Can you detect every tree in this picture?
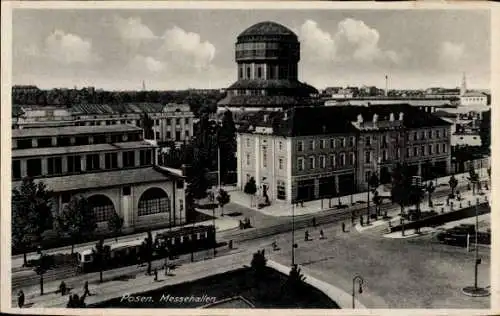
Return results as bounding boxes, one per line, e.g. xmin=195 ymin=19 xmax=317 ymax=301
xmin=468 ymin=168 xmax=479 ymax=195
xmin=372 ymin=191 xmax=382 ymax=217
xmin=250 ymin=249 xmax=267 ymax=288
xmin=448 ymin=175 xmax=458 ymax=198
xmin=57 ymin=195 xmax=97 ymax=254
xmin=216 ymin=188 xmax=230 ymax=216
xmin=107 ymin=212 xmax=124 ymax=242
xmin=244 ymin=177 xmax=258 ymax=207
xmin=141 ymin=231 xmax=155 ymax=275
xmin=12 ymin=178 xmax=53 ymax=265
xmin=391 ymin=164 xmax=410 ymax=218
xmin=92 ymin=238 xmax=110 ymax=283
xmin=283 ymin=264 xmax=307 ymax=300
xmin=217 ymin=110 xmax=237 ymax=183
xmin=367 ymin=173 xmax=379 ymax=222
xmin=140 ymin=111 xmax=154 ymax=139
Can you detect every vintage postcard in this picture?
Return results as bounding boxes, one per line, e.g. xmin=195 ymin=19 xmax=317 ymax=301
xmin=1 ymin=1 xmax=498 ymax=315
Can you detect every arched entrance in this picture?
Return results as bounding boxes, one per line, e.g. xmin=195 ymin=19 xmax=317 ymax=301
xmin=88 ymin=194 xmax=115 ymax=223
xmin=138 ymin=187 xmax=170 ymax=216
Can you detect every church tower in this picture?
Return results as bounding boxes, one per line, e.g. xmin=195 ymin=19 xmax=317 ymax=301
xmin=460 ymin=72 xmax=467 ymax=96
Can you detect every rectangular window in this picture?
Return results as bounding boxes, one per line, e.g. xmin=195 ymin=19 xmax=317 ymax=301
xmin=320 ymin=139 xmax=325 ymax=149
xmin=330 ymin=138 xmax=335 ymax=149
xmin=67 ymin=155 xmax=82 ymax=173
xmin=436 ymin=130 xmax=440 ymax=138
xmin=330 ymin=154 xmax=336 ymax=168
xmin=86 ymin=154 xmax=100 ymax=171
xmin=413 ymin=132 xmax=418 ymax=141
xmin=37 ymin=137 xmax=53 ymax=148
xmin=309 ymin=156 xmax=315 ymax=169
xmin=175 ymin=131 xmax=181 ymax=141
xmin=421 ymin=145 xmax=426 ymax=156
xmin=94 ymin=135 xmax=106 ymax=144
xmin=138 ymin=195 xmax=170 ymax=216
xmin=123 ymin=151 xmax=135 ymax=168
xmin=382 ymin=135 xmax=388 ymax=145
xmin=428 ymin=144 xmax=433 ymax=155
xmin=47 ymin=157 xmax=62 ymax=175
xmin=140 ymin=150 xmax=152 ymax=166
xmin=123 ymin=186 xmax=131 ymax=196
xmin=297 ymin=141 xmax=303 ymax=152
xmin=413 ymin=147 xmax=418 ymax=157
xmin=339 ymin=153 xmax=346 ymax=166
xmin=406 ymin=148 xmax=411 ymax=158
xmin=429 ymin=130 xmax=433 ymax=139
xmin=166 ymin=131 xmax=171 ymax=139
xmin=396 ymin=148 xmax=401 ymax=160
xmin=246 ymin=153 xmax=251 ymax=166
xmin=176 ymin=118 xmax=181 ymax=125
xmin=105 ymin=153 xmax=118 ymax=169
xmin=309 ymin=140 xmax=314 ymax=150
xmin=382 ymin=150 xmax=388 ymax=162
xmin=12 ymin=160 xmax=21 ymax=180
xmin=297 ymin=157 xmax=304 ymax=171
xmin=365 ymin=136 xmax=371 ymax=147
xmin=435 ymin=144 xmax=440 ymax=154
xmin=26 ymin=158 xmax=42 ymax=177
xmin=110 ymin=134 xmax=122 ymax=143
xmin=421 ymin=131 xmax=425 ymax=139
xmin=319 ymin=155 xmax=326 ymax=168
xmin=75 ymin=136 xmax=89 ymax=146
xmin=279 ymin=158 xmax=284 ymax=170
xmin=166 ymin=119 xmax=171 ymax=126
xmin=442 ymin=143 xmax=447 ymax=153
xmin=17 ymin=139 xmax=33 ymax=149
xmin=93 ymin=204 xmax=115 ymax=222
xmin=365 ymin=151 xmax=371 ymax=164
xmin=262 ymin=146 xmax=267 ymax=168
xmin=349 ymin=152 xmax=355 ymax=165
xmin=340 ymin=137 xmax=346 ymax=147
xmin=349 ymin=136 xmax=355 ymax=147
xmin=277 ymin=180 xmax=286 ymax=200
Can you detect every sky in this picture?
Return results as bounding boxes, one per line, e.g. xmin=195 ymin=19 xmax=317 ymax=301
xmin=12 ymin=9 xmax=491 ymax=91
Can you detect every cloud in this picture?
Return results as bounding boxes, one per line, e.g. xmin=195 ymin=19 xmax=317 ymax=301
xmin=298 ymin=18 xmax=403 ymax=65
xmin=111 ymin=16 xmax=156 ymax=52
xmin=44 ymin=30 xmax=100 ymax=64
xmin=158 ymin=26 xmax=216 ymax=70
xmin=128 ymin=55 xmax=165 ymax=73
xmin=439 ymin=41 xmax=465 ymax=66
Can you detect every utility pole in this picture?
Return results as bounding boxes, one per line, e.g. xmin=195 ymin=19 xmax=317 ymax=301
xmin=218 ymin=146 xmax=221 ymax=190
xmin=292 ymin=202 xmax=295 ymax=266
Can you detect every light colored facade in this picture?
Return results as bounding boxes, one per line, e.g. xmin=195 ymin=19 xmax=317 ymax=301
xmin=14 ymin=103 xmax=195 ymax=145
xmin=460 ymin=92 xmax=488 ymax=106
xmin=12 ymin=125 xmax=187 ymax=233
xmin=237 ymin=106 xmax=452 ymax=204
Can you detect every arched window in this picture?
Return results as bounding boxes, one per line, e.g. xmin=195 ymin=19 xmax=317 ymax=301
xmin=88 ymin=195 xmax=115 ymax=222
xmin=138 ymin=188 xmax=170 ymax=216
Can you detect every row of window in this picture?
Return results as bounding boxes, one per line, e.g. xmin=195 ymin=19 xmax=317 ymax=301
xmin=15 ymin=132 xmax=143 ymax=149
xmin=406 ymin=143 xmax=448 ymax=158
xmin=11 ymin=149 xmax=154 ymax=179
xmin=238 ymin=64 xmax=297 ymax=80
xmin=75 ymin=117 xmax=191 ymax=127
xmin=408 ymin=129 xmax=448 ymax=142
xmin=297 ymin=153 xmax=356 ymax=171
xmin=298 ymin=137 xmax=356 ymax=152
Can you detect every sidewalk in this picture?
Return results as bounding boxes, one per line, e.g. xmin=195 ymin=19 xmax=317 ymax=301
xmin=353 ymin=187 xmax=490 ymax=236
xmin=12 ymin=218 xmax=239 ymax=271
xmin=229 ymin=171 xmax=489 ymax=218
xmin=14 ymin=249 xmax=254 ymax=308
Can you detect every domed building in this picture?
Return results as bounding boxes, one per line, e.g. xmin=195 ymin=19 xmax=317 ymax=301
xmin=218 ymin=21 xmax=318 ymax=113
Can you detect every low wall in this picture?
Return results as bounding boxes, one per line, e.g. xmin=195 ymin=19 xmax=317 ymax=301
xmin=388 ymin=202 xmax=490 ymax=233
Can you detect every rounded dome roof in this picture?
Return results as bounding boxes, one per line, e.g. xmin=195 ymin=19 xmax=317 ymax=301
xmin=238 ymin=21 xmax=297 ymax=39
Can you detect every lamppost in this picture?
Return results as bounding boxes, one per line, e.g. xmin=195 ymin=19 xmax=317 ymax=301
xmin=352 ymin=274 xmax=364 ymax=309
xmin=291 ymin=202 xmax=296 ymax=266
xmin=462 ymin=197 xmax=489 ymax=297
xmin=209 ymin=190 xmax=216 ymax=258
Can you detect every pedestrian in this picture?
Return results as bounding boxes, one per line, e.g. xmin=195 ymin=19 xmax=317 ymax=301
xmin=17 ymin=290 xmax=25 ymax=308
xmin=59 ymin=281 xmax=67 ymax=296
xmin=304 ymin=230 xmax=309 ymax=241
xmin=312 ymin=217 xmax=316 ymax=227
xmin=300 ymin=201 xmax=304 ymax=207
xmin=83 ymin=281 xmax=91 ymax=297
xmin=272 ymin=241 xmax=278 ymax=251
xmin=360 ymin=216 xmax=364 ymax=227
xmin=342 ymin=222 xmax=346 ymax=233
xmin=154 ymin=268 xmax=158 ymax=281
xmin=319 ymin=229 xmax=325 ymax=240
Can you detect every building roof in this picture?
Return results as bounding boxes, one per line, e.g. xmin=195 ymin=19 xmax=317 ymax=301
xmin=238 ymin=21 xmax=296 ymax=38
xmin=239 ymin=104 xmax=452 ymax=137
xmin=12 ymin=141 xmax=155 ymax=158
xmin=461 ymin=92 xmax=487 ymax=98
xmin=12 ymin=124 xmax=142 ymax=138
xmin=218 ymin=95 xmax=315 ymax=108
xmin=226 ymin=79 xmax=318 ymax=93
xmin=12 ymin=167 xmax=171 ymax=192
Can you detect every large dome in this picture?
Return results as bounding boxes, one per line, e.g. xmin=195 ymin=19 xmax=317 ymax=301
xmin=237 ymin=21 xmax=297 ymax=42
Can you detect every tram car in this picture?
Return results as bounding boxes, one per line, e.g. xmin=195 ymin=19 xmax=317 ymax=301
xmin=77 ymin=225 xmax=216 ymax=273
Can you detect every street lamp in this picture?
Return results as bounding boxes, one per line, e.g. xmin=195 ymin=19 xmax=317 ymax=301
xmin=209 ymin=190 xmax=216 ymax=258
xmin=352 ymin=274 xmax=364 ymax=309
xmin=291 ymin=202 xmax=297 ymax=266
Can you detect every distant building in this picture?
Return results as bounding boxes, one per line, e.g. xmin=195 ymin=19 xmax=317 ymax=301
xmin=13 ymin=103 xmax=195 ymax=145
xmin=236 ymin=104 xmax=452 ymax=204
xmin=11 ymin=125 xmax=187 ymax=232
xmin=12 ymin=85 xmax=40 ymax=93
xmin=460 ymin=92 xmax=488 ymax=106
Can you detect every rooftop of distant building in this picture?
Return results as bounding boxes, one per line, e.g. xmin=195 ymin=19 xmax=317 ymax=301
xmin=12 ymin=124 xmax=142 ymax=138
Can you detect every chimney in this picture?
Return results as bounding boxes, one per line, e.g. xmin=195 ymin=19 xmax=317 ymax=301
xmin=372 ymin=113 xmax=378 ymax=123
xmin=389 ymin=113 xmax=395 ymax=122
xmin=357 ymin=114 xmax=364 ymax=124
xmin=263 ymin=114 xmax=269 ymax=122
xmin=399 ymin=112 xmax=404 ymax=121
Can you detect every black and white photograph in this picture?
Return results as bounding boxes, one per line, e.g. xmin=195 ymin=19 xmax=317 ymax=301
xmin=1 ymin=1 xmax=497 ymax=314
